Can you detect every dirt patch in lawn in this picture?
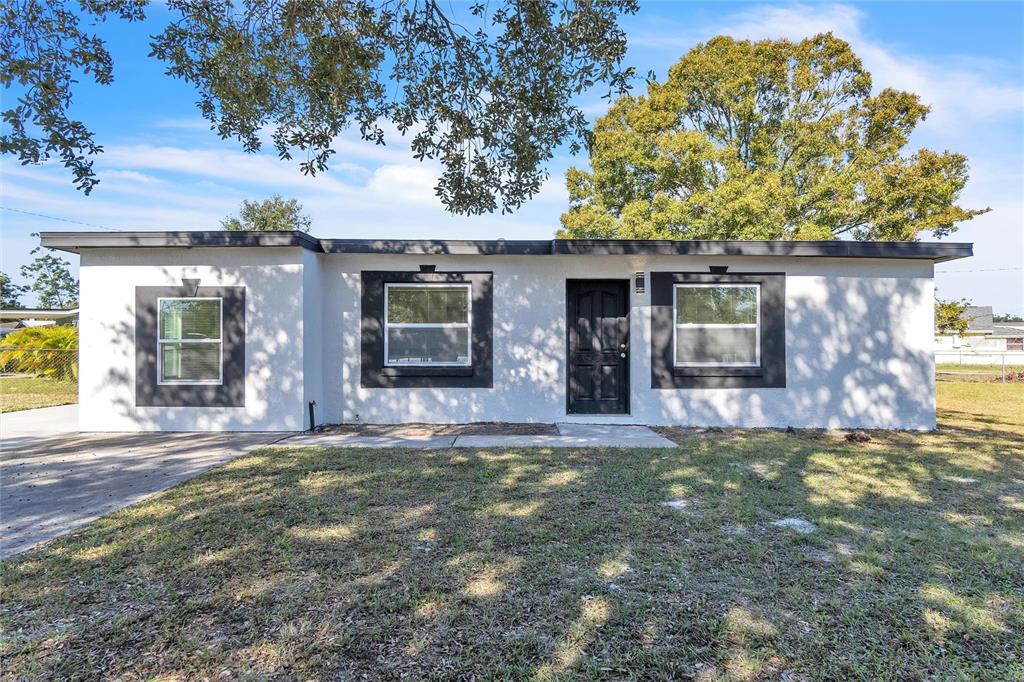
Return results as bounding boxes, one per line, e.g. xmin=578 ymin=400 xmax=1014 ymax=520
xmin=318 ymin=421 xmax=558 ymax=436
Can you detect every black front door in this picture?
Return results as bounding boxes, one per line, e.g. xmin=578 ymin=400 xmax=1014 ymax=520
xmin=566 ymin=279 xmax=630 ymax=414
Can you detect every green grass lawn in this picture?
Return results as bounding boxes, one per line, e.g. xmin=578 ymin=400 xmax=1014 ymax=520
xmin=0 ymin=376 xmax=77 ymax=412
xmin=2 ymin=384 xmax=1022 ymax=679
xmin=937 ymin=363 xmax=1012 ymax=372
xmin=936 ymin=364 xmax=1024 ymax=385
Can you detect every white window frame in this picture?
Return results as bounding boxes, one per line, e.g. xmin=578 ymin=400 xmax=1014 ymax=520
xmin=673 ymin=283 xmax=761 ymax=368
xmin=156 ymin=297 xmax=224 ymax=385
xmin=383 ymin=283 xmax=472 ymax=367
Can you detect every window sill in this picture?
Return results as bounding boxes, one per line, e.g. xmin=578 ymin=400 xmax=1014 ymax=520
xmin=379 ymin=366 xmax=474 ymax=378
xmin=672 ymin=366 xmax=764 ymax=378
xmin=158 ymin=381 xmax=224 ymax=386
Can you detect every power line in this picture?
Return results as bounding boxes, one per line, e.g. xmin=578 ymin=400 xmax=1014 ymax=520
xmin=1 ymin=206 xmax=129 ymax=232
xmin=937 ymin=266 xmax=1022 ymax=273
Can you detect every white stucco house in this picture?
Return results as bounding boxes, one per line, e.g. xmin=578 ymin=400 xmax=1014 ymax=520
xmin=40 ymin=231 xmax=972 ymax=432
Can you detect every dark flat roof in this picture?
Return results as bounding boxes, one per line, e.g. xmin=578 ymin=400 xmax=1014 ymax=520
xmin=39 ymin=231 xmax=973 ymax=262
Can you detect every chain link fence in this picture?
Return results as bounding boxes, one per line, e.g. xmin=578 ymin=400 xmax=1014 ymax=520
xmin=0 ymin=348 xmax=79 ymax=412
xmin=936 ymin=351 xmax=1024 ymax=384
xmin=0 ymin=347 xmax=79 ymax=381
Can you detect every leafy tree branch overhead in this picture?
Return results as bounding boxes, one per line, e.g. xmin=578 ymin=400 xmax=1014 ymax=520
xmin=560 ymin=34 xmax=989 ymax=241
xmin=1 ymin=0 xmax=637 ymax=215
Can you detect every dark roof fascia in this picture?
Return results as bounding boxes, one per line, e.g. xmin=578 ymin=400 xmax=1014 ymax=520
xmin=38 ymin=232 xmax=973 ymax=262
xmin=552 ymin=240 xmax=973 ymax=262
xmin=319 ymin=239 xmax=552 ymax=255
xmin=39 ymin=231 xmax=323 ymax=254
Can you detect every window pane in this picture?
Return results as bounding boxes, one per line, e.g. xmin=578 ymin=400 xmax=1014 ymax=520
xmin=676 ymin=286 xmax=757 ymax=324
xmin=161 ymin=343 xmax=221 ymax=381
xmin=676 ymin=327 xmax=758 ymax=365
xmin=387 ymin=327 xmax=470 ymax=365
xmin=160 ymin=299 xmax=221 ymax=340
xmin=387 ymin=286 xmax=468 ymax=324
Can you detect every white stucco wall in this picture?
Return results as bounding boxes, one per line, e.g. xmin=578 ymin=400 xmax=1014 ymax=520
xmin=78 ymin=247 xmax=307 ymax=431
xmin=935 ymin=334 xmax=1008 ymax=351
xmin=323 ymin=255 xmax=936 ymax=430
xmin=78 ymin=248 xmax=937 ymax=431
xmin=301 ymin=250 xmax=325 ymax=429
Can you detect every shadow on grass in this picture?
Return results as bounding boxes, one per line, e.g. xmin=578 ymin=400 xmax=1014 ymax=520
xmin=938 ymin=408 xmax=1024 ymax=432
xmin=2 ymin=423 xmax=1023 ymax=679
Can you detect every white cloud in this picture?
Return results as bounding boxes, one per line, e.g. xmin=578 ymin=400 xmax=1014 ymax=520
xmin=366 ymin=164 xmax=439 ymax=205
xmin=716 ymin=3 xmax=865 ymax=43
xmin=154 ymin=116 xmax=212 ymax=131
xmin=98 ymin=144 xmax=357 ymax=192
xmin=103 ymin=170 xmax=164 ymax=185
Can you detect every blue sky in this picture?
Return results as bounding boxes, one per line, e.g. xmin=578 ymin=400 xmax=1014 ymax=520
xmin=2 ymin=1 xmax=1022 ymax=314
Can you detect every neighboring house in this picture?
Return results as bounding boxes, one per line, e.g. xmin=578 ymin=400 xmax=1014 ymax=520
xmin=0 ymin=308 xmax=80 ymax=335
xmin=0 ymin=321 xmax=23 ymax=339
xmin=41 ymin=231 xmax=972 ymax=432
xmin=935 ymin=305 xmax=1024 ymax=352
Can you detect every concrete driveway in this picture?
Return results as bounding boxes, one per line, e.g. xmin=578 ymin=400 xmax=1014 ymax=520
xmin=1 ymin=406 xmax=292 ymax=559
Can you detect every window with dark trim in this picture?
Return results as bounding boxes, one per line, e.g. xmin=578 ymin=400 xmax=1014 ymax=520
xmin=651 ymin=272 xmax=785 ymax=389
xmin=384 ymin=283 xmax=472 ymax=367
xmin=361 ymin=271 xmax=493 ymax=388
xmin=157 ymin=297 xmax=224 ymax=384
xmin=135 ymin=285 xmax=246 ymax=407
xmin=674 ymin=284 xmax=760 ymax=368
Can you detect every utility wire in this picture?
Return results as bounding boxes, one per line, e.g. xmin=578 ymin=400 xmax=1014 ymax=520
xmin=1 ymin=206 xmax=130 ymax=232
xmin=937 ymin=266 xmax=1022 ymax=273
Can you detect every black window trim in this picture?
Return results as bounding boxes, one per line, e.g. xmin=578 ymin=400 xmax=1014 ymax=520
xmin=651 ymin=272 xmax=786 ymax=389
xmin=361 ymin=270 xmax=493 ymax=388
xmin=135 ymin=285 xmax=246 ymax=407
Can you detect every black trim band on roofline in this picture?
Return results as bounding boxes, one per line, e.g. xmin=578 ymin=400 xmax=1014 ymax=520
xmin=39 ymin=230 xmax=323 ymax=253
xmin=38 ymin=231 xmax=973 ymax=262
xmin=320 ymin=239 xmax=552 ymax=255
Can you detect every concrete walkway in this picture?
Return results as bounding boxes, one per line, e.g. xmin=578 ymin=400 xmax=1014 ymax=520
xmin=1 ymin=406 xmax=291 ymax=559
xmin=1 ymin=403 xmax=80 ymax=445
xmin=284 ymin=422 xmax=678 ymax=449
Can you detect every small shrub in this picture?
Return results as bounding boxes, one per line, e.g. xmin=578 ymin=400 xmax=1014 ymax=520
xmin=0 ymin=325 xmax=78 ymax=381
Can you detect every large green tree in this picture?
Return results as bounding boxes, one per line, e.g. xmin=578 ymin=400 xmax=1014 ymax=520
xmin=19 ymin=246 xmax=79 ymax=309
xmin=222 ymin=195 xmax=312 ymax=232
xmin=560 ymin=34 xmax=987 ymax=241
xmin=2 ymin=0 xmax=636 ymax=215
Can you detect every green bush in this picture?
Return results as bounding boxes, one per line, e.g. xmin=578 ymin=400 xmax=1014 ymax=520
xmin=0 ymin=325 xmax=78 ymax=381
